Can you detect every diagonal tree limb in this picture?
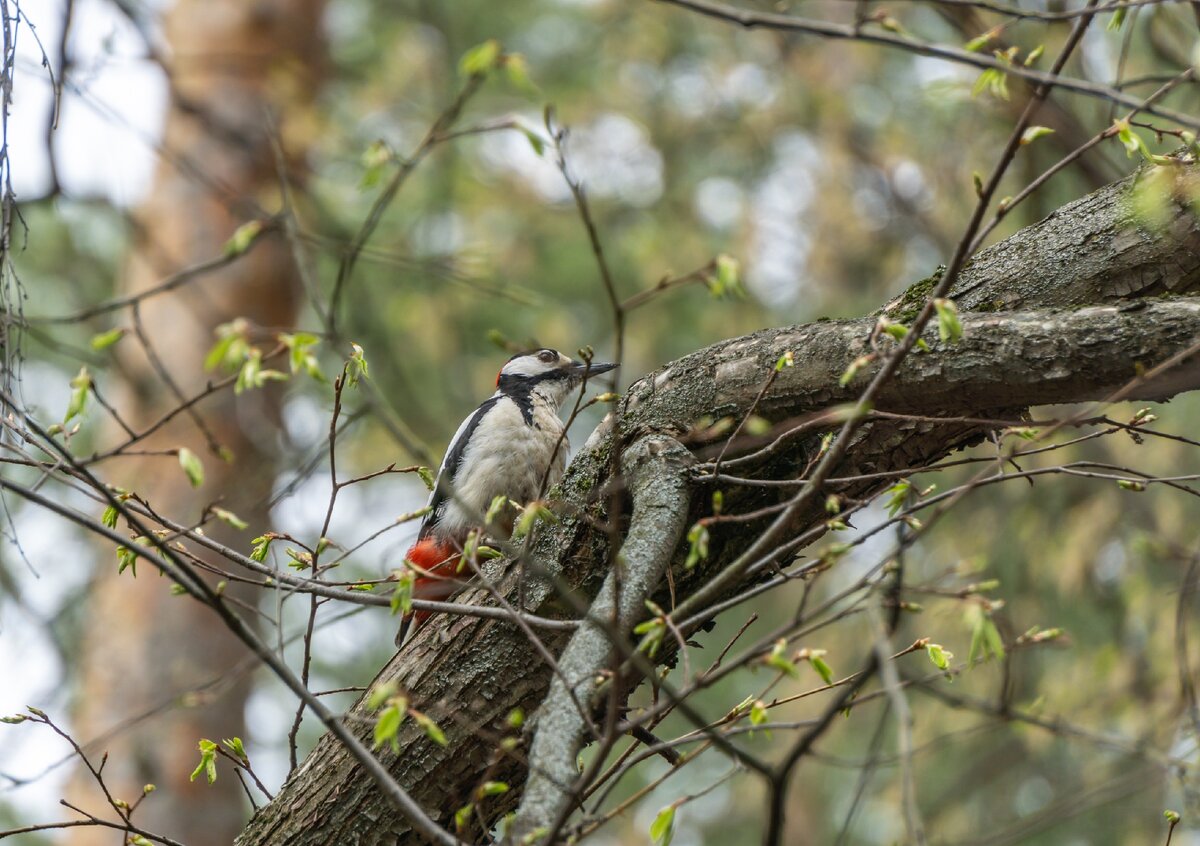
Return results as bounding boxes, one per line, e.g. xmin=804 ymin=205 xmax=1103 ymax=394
xmin=510 ymin=435 xmax=693 ymax=841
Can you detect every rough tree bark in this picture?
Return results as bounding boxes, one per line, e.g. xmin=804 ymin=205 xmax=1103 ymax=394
xmin=236 ymin=165 xmax=1200 ymax=843
xmin=67 ymin=2 xmax=324 ymax=844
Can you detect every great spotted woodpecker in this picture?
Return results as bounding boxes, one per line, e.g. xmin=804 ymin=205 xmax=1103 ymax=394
xmin=396 ymin=348 xmax=616 ymax=645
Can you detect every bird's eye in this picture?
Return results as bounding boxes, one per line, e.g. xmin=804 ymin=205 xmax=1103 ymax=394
xmin=538 ymin=350 xmax=557 ymax=363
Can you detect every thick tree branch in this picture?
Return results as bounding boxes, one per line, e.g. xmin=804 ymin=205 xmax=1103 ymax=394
xmin=237 ymin=169 xmax=1200 ymax=844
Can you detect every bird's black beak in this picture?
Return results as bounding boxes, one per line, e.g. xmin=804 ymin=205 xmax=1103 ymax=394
xmin=573 ymin=361 xmax=617 ymax=377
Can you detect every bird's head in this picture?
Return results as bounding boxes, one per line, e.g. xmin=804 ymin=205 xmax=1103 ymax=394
xmin=495 ymin=348 xmax=617 ymax=408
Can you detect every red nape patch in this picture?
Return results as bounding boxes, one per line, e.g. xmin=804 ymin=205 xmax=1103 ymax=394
xmin=405 ymin=537 xmax=456 ymax=574
xmin=495 ymin=369 xmax=503 ymax=387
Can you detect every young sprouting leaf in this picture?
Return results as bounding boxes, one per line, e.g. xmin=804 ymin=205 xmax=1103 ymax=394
xmin=374 ymin=703 xmax=406 ymax=753
xmin=189 ymin=738 xmax=218 ymax=784
xmin=885 ymin=480 xmax=911 ymax=517
xmin=360 ymin=140 xmax=393 ymax=190
xmin=221 ymin=737 xmax=247 ymax=763
xmin=347 ymin=343 xmax=370 ymax=387
xmin=391 ymin=567 xmax=415 ymax=616
xmin=211 ymin=507 xmax=248 ymax=531
xmin=1020 ymin=126 xmax=1055 ymax=146
xmin=102 ymin=505 xmax=119 ymax=529
xmin=64 ymin=367 xmax=91 ymax=424
xmin=839 ymin=354 xmax=873 ymax=388
xmin=713 ymin=254 xmax=744 ymax=299
xmin=223 ymin=220 xmax=264 ymax=258
xmin=966 ymin=604 xmax=1006 ymax=664
xmin=459 ymin=39 xmax=502 ymax=76
xmin=178 ymin=448 xmax=205 ymax=488
xmin=367 ymin=680 xmax=399 ymax=711
xmin=250 ymin=534 xmax=274 ymax=563
xmin=684 ymin=523 xmax=709 ymax=570
xmin=477 ymin=781 xmax=509 ymax=798
xmin=634 ymin=608 xmax=666 ymax=659
xmin=1107 ymin=3 xmax=1128 ymax=30
xmin=279 ymin=332 xmax=325 ymax=382
xmin=749 ymin=699 xmax=768 ymax=727
xmin=964 ymin=26 xmax=999 ymax=52
xmin=412 ymin=711 xmax=448 ymax=747
xmin=503 ymin=53 xmax=536 ymax=92
xmin=454 ymin=803 xmax=474 ymax=832
xmin=90 ymin=328 xmax=127 ymax=351
xmin=1024 ymin=44 xmax=1044 ymax=66
xmin=808 ymin=651 xmax=835 ymax=685
xmin=205 ymin=319 xmax=250 ymax=373
xmin=1118 ymin=479 xmax=1147 ymax=492
xmin=933 ymin=298 xmax=963 ymax=343
xmin=650 ymin=804 xmax=676 ymax=846
xmin=235 ymin=349 xmax=288 ymax=394
xmin=926 ymin=642 xmax=953 ymax=671
xmin=417 ymin=466 xmax=436 ymax=492
xmin=766 ymin=638 xmax=800 ymax=678
xmin=115 ymin=537 xmax=144 ymax=578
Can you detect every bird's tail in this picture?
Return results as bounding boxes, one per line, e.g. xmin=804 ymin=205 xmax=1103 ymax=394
xmin=394 ymin=536 xmax=459 ymax=648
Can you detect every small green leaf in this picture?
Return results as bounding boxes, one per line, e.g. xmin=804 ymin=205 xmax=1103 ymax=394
xmin=391 ymin=568 xmax=415 ymax=616
xmin=360 ymin=140 xmax=393 ymax=190
xmin=90 ymin=328 xmax=127 ymax=351
xmin=1165 ymin=809 xmax=1182 ymax=824
xmin=374 ymin=703 xmax=406 ymax=753
xmin=713 ymin=254 xmax=743 ymax=299
xmin=417 ymin=466 xmax=436 ymax=492
xmin=347 ymin=343 xmax=370 ymax=387
xmin=749 ymin=699 xmax=768 ymax=726
xmin=684 ymin=523 xmax=709 ymax=570
xmin=64 ymin=367 xmax=91 ymax=424
xmin=933 ymin=298 xmax=963 ymax=343
xmin=1118 ymin=479 xmax=1147 ymax=492
xmin=454 ymin=803 xmax=474 ymax=832
xmin=650 ymin=804 xmax=676 ymax=846
xmin=766 ymin=638 xmax=800 ymax=678
xmin=809 ymin=653 xmax=835 ymax=685
xmin=966 ymin=604 xmax=1006 ymax=664
xmin=964 ymin=26 xmax=999 ymax=52
xmin=1024 ymin=44 xmax=1044 ymax=66
xmin=189 ymin=738 xmax=218 ymax=784
xmin=459 ymin=39 xmax=502 ymax=76
xmin=211 ymin=507 xmax=248 ymax=530
xmin=839 ymin=354 xmax=873 ymax=387
xmin=521 ymin=129 xmax=545 ymax=157
xmin=926 ymin=642 xmax=953 ymax=671
xmin=221 ymin=737 xmax=247 ymax=762
xmin=178 ymin=448 xmax=205 ymax=488
xmin=223 ymin=220 xmax=264 ymax=257
xmin=102 ymin=505 xmax=119 ymax=529
xmin=367 ymin=680 xmax=398 ymax=711
xmin=250 ymin=534 xmax=274 ymax=562
xmin=1107 ymin=3 xmax=1127 ymax=30
xmin=503 ymin=53 xmax=536 ymax=91
xmin=1019 ymin=126 xmax=1055 ymax=146
xmin=775 ymin=350 xmax=795 ymax=371
xmin=885 ymin=480 xmax=911 ymax=517
xmin=413 ymin=711 xmax=448 ymax=747
xmin=478 ymin=781 xmax=509 ymax=797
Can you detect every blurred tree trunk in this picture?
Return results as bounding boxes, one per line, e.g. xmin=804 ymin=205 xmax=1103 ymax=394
xmin=67 ymin=1 xmax=325 ymax=844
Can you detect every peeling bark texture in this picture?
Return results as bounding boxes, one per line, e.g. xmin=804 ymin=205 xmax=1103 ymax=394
xmin=511 ymin=436 xmax=693 ymax=840
xmin=236 ymin=171 xmax=1200 ymax=844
